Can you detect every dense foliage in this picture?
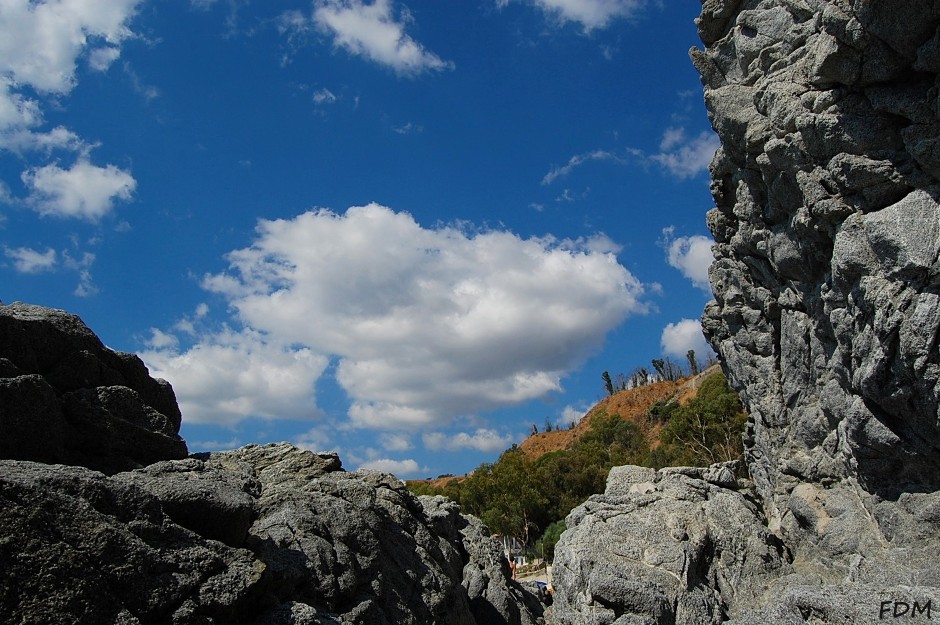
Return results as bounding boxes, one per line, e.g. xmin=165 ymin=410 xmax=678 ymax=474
xmin=408 ymin=370 xmax=747 ymax=560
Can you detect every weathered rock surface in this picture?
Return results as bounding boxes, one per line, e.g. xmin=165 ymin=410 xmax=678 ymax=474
xmin=1 ymin=444 xmax=543 ymax=625
xmin=552 ymin=2 xmax=940 ymax=623
xmin=0 ymin=302 xmax=187 ymax=473
xmin=0 ymin=302 xmax=542 ymax=624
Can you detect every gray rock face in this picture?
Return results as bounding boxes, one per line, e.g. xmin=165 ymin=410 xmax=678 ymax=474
xmin=0 ymin=303 xmax=542 ymax=624
xmin=551 ymin=2 xmax=940 ymax=623
xmin=0 ymin=302 xmax=187 ymax=473
xmin=1 ymin=443 xmax=544 ymax=625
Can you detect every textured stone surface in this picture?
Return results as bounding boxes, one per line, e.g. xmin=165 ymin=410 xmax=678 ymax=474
xmin=0 ymin=302 xmax=187 ymax=473
xmin=1 ymin=444 xmax=544 ymax=625
xmin=0 ymin=303 xmax=542 ymax=624
xmin=552 ymin=2 xmax=940 ymax=623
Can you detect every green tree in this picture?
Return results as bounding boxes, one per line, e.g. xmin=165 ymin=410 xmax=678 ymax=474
xmin=602 ymin=371 xmax=614 ymax=396
xmin=661 ymin=371 xmax=746 ymax=465
xmin=476 ymin=448 xmax=548 ymax=545
xmin=535 ymin=520 xmax=566 ymax=562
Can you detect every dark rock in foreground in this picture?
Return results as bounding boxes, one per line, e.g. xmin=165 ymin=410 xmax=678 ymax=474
xmin=0 ymin=302 xmax=187 ymax=473
xmin=1 ymin=443 xmax=543 ymax=625
xmin=0 ymin=302 xmax=542 ymax=624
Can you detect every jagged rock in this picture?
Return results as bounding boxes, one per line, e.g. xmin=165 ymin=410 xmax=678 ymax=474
xmin=0 ymin=302 xmax=187 ymax=473
xmin=0 ymin=303 xmax=542 ymax=624
xmin=552 ymin=463 xmax=788 ymax=625
xmin=552 ymin=2 xmax=940 ymax=623
xmin=0 ymin=444 xmax=543 ymax=625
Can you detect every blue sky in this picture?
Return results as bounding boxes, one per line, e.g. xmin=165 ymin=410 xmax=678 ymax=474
xmin=0 ymin=0 xmax=718 ymax=478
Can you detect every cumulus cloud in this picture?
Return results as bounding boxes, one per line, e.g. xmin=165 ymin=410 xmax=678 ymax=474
xmin=140 ymin=327 xmax=329 ymax=425
xmin=293 ymin=425 xmax=335 ymax=452
xmin=175 ymin=203 xmax=645 ymax=429
xmin=661 ymin=318 xmax=714 ymax=360
xmin=0 ymin=1 xmax=141 ymax=220
xmin=661 ymin=226 xmax=714 ymax=291
xmin=0 ymin=0 xmax=140 ymax=147
xmin=21 ymin=158 xmax=137 ymax=221
xmin=358 ymin=457 xmax=422 ymax=476
xmin=0 ymin=0 xmax=140 ymax=95
xmin=4 ymin=246 xmax=57 ymax=273
xmin=312 ymin=0 xmax=453 ymax=76
xmin=423 ymin=428 xmax=514 ymax=452
xmin=651 ymin=128 xmax=719 ymax=179
xmin=380 ymin=433 xmax=413 ymax=451
xmin=502 ymin=0 xmax=648 ymax=31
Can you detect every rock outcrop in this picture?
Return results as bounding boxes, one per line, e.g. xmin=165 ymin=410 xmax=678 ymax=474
xmin=0 ymin=302 xmax=187 ymax=473
xmin=0 ymin=302 xmax=542 ymax=625
xmin=552 ymin=2 xmax=940 ymax=623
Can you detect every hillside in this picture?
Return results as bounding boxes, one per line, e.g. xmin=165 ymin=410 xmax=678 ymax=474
xmin=408 ymin=365 xmax=744 ymax=560
xmin=517 ymin=366 xmax=719 ymax=461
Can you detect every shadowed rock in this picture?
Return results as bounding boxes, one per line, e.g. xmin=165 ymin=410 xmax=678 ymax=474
xmin=0 ymin=302 xmax=187 ymax=473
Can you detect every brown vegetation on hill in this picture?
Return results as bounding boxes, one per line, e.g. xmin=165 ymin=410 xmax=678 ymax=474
xmin=517 ymin=366 xmax=720 ymax=460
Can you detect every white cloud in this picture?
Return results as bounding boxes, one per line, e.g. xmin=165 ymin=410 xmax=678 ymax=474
xmin=313 ymin=88 xmax=338 ymax=104
xmin=140 ymin=327 xmax=330 ymax=425
xmin=380 ymin=432 xmax=413 ymax=451
xmin=561 ymin=404 xmax=588 ymax=425
xmin=0 ymin=0 xmax=141 ymax=95
xmin=542 ymin=150 xmax=620 ymax=185
xmin=88 ymin=46 xmax=122 ymax=72
xmin=194 ymin=203 xmax=646 ymax=429
xmin=358 ymin=457 xmax=422 ymax=476
xmin=659 ymin=126 xmax=685 ymax=151
xmin=146 ymin=328 xmax=179 ymax=350
xmin=293 ymin=425 xmax=334 ymax=452
xmin=662 ymin=227 xmax=714 ymax=291
xmin=423 ymin=428 xmax=514 ymax=452
xmin=507 ymin=0 xmax=648 ymax=31
xmin=651 ymin=129 xmax=719 ymax=179
xmin=661 ymin=318 xmax=714 ymax=360
xmin=189 ymin=437 xmax=242 ymax=452
xmin=4 ymin=246 xmax=57 ymax=273
xmin=313 ymin=0 xmax=453 ymax=76
xmin=0 ymin=0 xmax=141 ymax=218
xmin=22 ymin=157 xmax=137 ymax=221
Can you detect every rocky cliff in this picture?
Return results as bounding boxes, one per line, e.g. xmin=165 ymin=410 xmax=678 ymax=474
xmin=0 ymin=302 xmax=543 ymax=625
xmin=552 ymin=2 xmax=940 ymax=623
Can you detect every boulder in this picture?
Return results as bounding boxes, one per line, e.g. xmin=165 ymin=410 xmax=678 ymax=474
xmin=0 ymin=302 xmax=187 ymax=473
xmin=0 ymin=443 xmax=543 ymax=625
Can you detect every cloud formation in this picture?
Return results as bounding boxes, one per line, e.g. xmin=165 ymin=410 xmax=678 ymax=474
xmin=423 ymin=429 xmax=515 ymax=452
xmin=502 ymin=0 xmax=648 ymax=31
xmin=311 ymin=0 xmax=453 ymax=76
xmin=141 ymin=327 xmax=329 ymax=425
xmin=542 ymin=150 xmax=620 ymax=185
xmin=22 ymin=158 xmax=137 ymax=220
xmin=358 ymin=457 xmax=422 ymax=475
xmin=661 ymin=318 xmax=714 ymax=360
xmin=661 ymin=227 xmax=713 ymax=291
xmin=4 ymin=246 xmax=57 ymax=273
xmin=651 ymin=128 xmax=719 ymax=179
xmin=149 ymin=204 xmax=646 ymax=429
xmin=0 ymin=0 xmax=140 ymax=222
